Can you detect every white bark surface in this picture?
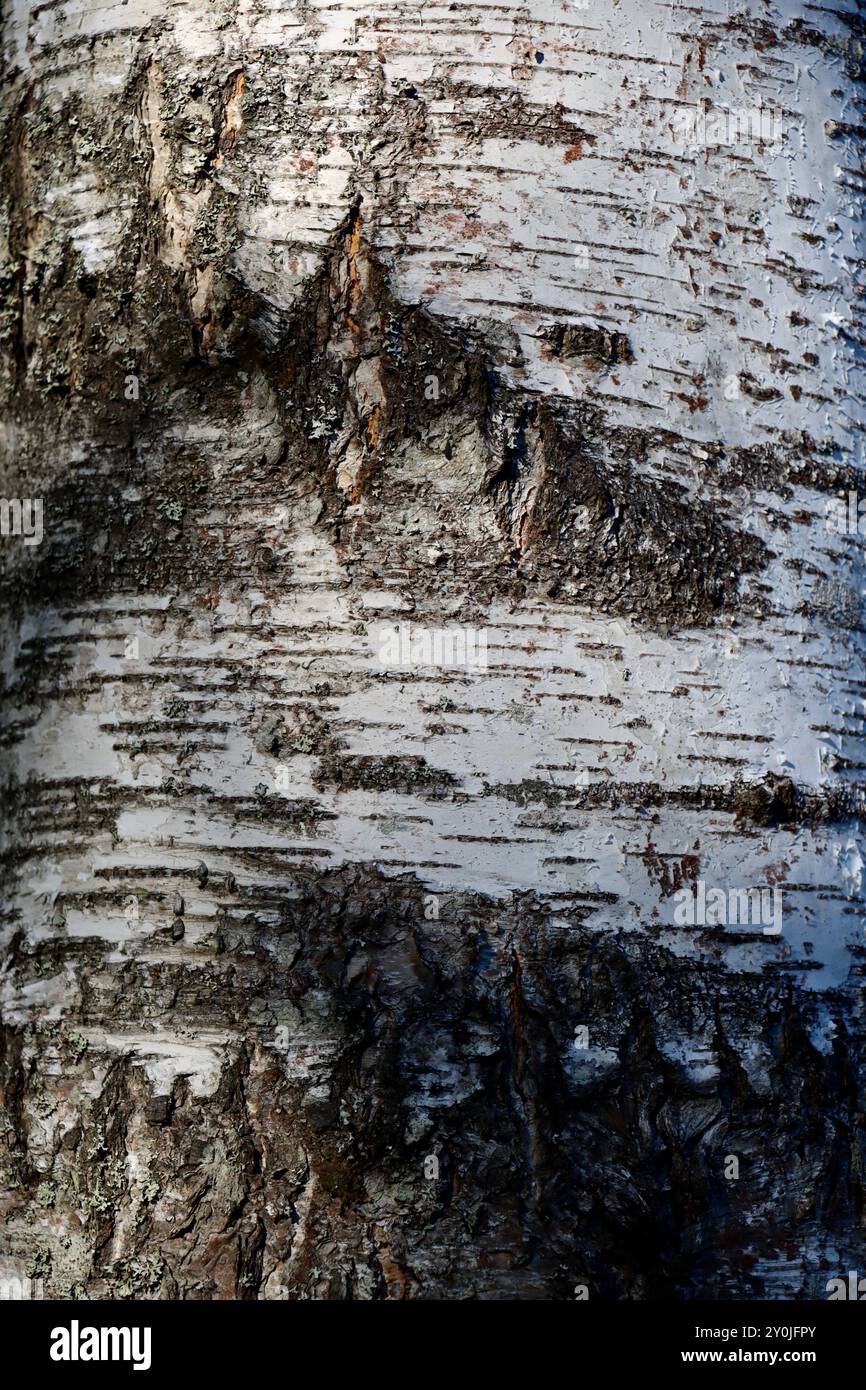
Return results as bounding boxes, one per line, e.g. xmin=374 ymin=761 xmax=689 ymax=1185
xmin=1 ymin=0 xmax=864 ymax=1300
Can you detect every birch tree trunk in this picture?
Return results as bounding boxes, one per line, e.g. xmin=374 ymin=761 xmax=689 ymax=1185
xmin=1 ymin=0 xmax=865 ymax=1300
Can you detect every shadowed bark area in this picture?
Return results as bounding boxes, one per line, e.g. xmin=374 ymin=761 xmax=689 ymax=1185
xmin=2 ymin=865 xmax=866 ymax=1299
xmin=1 ymin=0 xmax=865 ymax=1299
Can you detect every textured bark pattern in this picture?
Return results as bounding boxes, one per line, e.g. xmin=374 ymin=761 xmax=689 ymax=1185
xmin=0 ymin=0 xmax=865 ymax=1299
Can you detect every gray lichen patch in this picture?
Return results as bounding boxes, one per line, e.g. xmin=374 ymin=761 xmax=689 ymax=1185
xmin=314 ymin=754 xmax=459 ymax=796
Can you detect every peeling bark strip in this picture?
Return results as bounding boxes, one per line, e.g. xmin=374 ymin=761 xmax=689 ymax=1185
xmin=0 ymin=0 xmax=865 ymax=1301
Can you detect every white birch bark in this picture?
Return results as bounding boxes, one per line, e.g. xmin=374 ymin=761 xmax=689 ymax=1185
xmin=0 ymin=0 xmax=864 ymax=1299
